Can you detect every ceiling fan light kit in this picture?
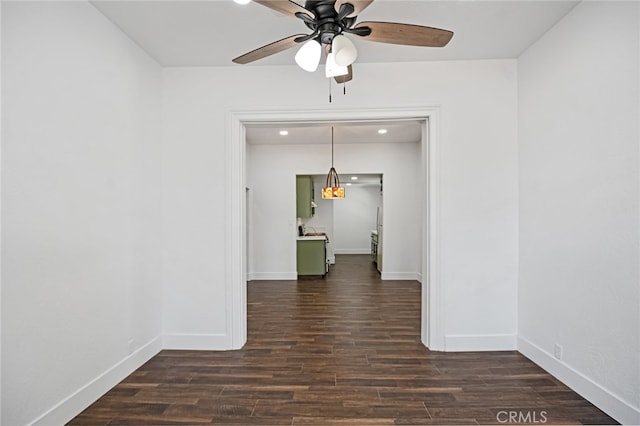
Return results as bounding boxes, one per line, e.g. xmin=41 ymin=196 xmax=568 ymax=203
xmin=325 ymin=52 xmax=349 ymax=78
xmin=331 ymin=34 xmax=358 ymax=66
xmin=233 ymin=0 xmax=454 ymax=86
xmin=295 ymin=39 xmax=322 ymax=72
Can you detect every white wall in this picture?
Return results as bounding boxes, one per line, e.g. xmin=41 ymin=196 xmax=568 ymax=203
xmin=518 ymin=2 xmax=640 ymax=424
xmin=2 ymin=2 xmax=163 ymax=425
xmin=333 ymin=183 xmax=382 ymax=255
xmin=305 ymin=175 xmax=335 ymax=242
xmin=162 ymin=59 xmax=519 ymax=351
xmin=248 ymin=143 xmax=416 ymax=279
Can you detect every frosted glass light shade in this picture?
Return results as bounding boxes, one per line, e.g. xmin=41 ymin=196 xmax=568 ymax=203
xmin=325 ymin=52 xmax=348 ymax=78
xmin=332 ymin=35 xmax=358 ymax=66
xmin=295 ymin=40 xmax=321 ymax=72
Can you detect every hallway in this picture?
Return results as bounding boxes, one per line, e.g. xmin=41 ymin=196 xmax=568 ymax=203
xmin=70 ymin=255 xmax=616 ymax=425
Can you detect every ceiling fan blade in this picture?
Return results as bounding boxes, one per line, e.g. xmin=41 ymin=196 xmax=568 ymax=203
xmin=335 ymin=2 xmax=355 ymax=21
xmin=232 ymin=34 xmax=306 ymax=64
xmin=253 ymin=0 xmax=315 ymax=19
xmin=343 ymin=26 xmax=371 ymax=37
xmin=335 ymin=65 xmax=353 ymax=84
xmin=294 ymin=30 xmax=319 ymax=43
xmin=355 ymin=21 xmax=453 ymax=47
xmin=334 ymin=0 xmax=374 ymax=18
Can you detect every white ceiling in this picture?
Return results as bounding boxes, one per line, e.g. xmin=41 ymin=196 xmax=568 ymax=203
xmin=245 ymin=120 xmax=423 ymax=145
xmin=90 ymin=0 xmax=578 ymax=144
xmin=92 ymin=0 xmax=578 ymax=67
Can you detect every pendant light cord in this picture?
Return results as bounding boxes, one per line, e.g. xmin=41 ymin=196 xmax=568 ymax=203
xmin=331 ymin=126 xmax=334 ymax=168
xmin=325 ymin=126 xmax=340 ymax=189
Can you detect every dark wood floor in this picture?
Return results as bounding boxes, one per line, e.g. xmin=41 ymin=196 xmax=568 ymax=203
xmin=69 ymin=255 xmax=616 ymax=425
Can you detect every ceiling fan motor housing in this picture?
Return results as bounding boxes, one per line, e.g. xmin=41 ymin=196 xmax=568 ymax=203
xmin=303 ymin=0 xmax=356 ymax=45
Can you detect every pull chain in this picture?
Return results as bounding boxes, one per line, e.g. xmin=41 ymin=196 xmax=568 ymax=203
xmin=328 ymin=79 xmax=347 ymax=102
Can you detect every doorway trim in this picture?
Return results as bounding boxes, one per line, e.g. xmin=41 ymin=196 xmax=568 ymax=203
xmin=226 ymin=107 xmax=444 ymax=350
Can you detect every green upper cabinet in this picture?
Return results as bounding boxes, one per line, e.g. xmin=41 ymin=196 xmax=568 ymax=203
xmin=296 ymin=175 xmax=314 ymax=218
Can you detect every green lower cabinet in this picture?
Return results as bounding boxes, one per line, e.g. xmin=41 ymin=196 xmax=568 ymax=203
xmin=296 ymin=239 xmax=326 ymax=276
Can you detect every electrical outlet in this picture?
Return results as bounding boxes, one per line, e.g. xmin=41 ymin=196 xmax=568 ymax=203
xmin=554 ymin=344 xmax=563 ymax=360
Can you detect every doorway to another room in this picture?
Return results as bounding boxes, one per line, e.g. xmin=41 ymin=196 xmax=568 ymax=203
xmin=296 ymin=173 xmax=383 ymax=276
xmin=227 ymin=107 xmax=442 ymax=351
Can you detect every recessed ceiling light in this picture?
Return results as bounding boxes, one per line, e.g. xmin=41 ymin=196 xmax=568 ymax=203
xmin=346 ymin=183 xmax=352 ymax=186
xmin=233 ymin=0 xmax=251 ymax=4
xmin=351 ymin=176 xmax=358 ymax=180
xmin=279 ymin=130 xmax=289 ymax=136
xmin=378 ymin=129 xmax=388 ymax=135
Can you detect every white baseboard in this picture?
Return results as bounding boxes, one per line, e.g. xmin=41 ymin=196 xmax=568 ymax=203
xmin=518 ymin=336 xmax=640 ymax=425
xmin=31 ymin=336 xmax=162 ymax=426
xmin=380 ymin=271 xmax=419 ymax=281
xmin=248 ymin=272 xmax=297 ymax=281
xmin=163 ymin=333 xmax=235 ymax=350
xmin=444 ymin=334 xmax=517 ymax=352
xmin=333 ymin=249 xmax=371 ymax=254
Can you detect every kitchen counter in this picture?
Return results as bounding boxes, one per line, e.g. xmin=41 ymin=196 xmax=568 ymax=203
xmin=297 ymin=235 xmax=327 ymax=241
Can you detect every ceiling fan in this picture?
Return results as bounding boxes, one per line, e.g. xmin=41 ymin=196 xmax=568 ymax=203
xmin=232 ymin=0 xmax=454 ymax=83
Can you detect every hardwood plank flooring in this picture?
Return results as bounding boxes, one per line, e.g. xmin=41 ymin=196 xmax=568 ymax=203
xmin=69 ymin=255 xmax=617 ymax=425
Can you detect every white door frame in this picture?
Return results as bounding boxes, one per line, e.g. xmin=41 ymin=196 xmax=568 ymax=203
xmin=226 ymin=106 xmax=444 ymax=350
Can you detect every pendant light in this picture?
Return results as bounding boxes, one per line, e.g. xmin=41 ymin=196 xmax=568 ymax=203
xmin=321 ymin=127 xmax=345 ymax=199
